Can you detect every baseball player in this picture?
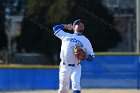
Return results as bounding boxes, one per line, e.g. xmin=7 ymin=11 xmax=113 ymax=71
xmin=52 ymin=19 xmax=95 ymax=93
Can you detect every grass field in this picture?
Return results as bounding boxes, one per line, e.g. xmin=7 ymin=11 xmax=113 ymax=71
xmin=1 ymin=89 xmax=140 ymax=93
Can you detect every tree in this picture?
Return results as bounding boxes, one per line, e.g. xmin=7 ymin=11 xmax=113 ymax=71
xmin=0 ymin=0 xmax=7 ymax=50
xmin=67 ymin=0 xmax=122 ymax=51
xmin=18 ymin=0 xmax=70 ymax=64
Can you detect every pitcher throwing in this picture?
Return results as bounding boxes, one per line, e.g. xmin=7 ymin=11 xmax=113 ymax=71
xmin=52 ymin=19 xmax=95 ymax=93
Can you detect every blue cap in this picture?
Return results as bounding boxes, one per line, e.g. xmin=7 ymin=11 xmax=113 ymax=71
xmin=73 ymin=19 xmax=80 ymax=27
xmin=73 ymin=19 xmax=85 ymax=27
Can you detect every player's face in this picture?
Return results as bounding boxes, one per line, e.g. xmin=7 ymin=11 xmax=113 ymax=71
xmin=74 ymin=22 xmax=84 ymax=32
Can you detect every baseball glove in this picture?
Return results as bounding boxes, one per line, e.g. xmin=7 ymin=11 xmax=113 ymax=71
xmin=73 ymin=45 xmax=87 ymax=61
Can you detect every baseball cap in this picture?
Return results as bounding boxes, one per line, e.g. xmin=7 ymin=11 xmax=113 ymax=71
xmin=73 ymin=19 xmax=85 ymax=27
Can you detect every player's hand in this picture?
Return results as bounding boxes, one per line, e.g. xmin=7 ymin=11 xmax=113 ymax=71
xmin=64 ymin=24 xmax=73 ymax=31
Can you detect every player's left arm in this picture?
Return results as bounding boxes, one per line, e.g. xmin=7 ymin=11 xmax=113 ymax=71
xmin=85 ymin=39 xmax=95 ymax=62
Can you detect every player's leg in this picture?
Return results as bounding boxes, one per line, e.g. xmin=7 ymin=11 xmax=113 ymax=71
xmin=58 ymin=65 xmax=71 ymax=93
xmin=71 ymin=65 xmax=81 ymax=93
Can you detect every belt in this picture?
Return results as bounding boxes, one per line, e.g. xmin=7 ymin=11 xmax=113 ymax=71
xmin=63 ymin=62 xmax=79 ymax=67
